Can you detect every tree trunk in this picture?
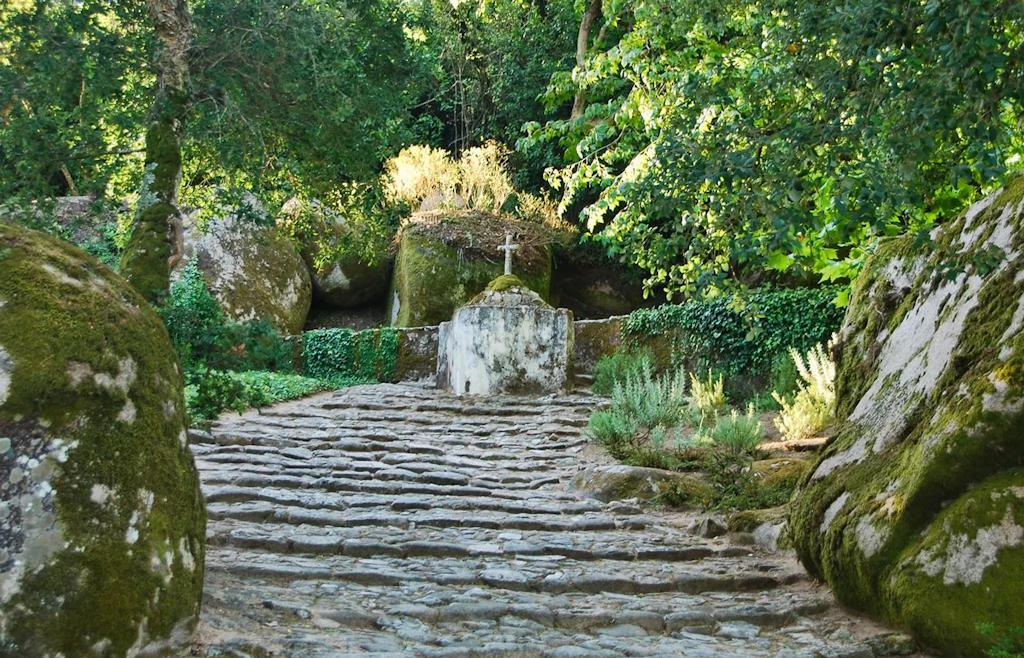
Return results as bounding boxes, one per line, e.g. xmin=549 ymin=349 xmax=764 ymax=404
xmin=570 ymin=0 xmax=602 ymax=121
xmin=121 ymin=0 xmax=192 ymax=304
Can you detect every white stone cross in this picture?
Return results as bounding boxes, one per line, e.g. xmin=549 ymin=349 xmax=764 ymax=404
xmin=497 ymin=233 xmax=519 ymax=276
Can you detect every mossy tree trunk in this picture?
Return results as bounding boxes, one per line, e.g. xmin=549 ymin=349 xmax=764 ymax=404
xmin=121 ymin=0 xmax=192 ymax=304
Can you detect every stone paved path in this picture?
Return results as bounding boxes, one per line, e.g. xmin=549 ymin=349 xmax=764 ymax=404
xmin=190 ymin=383 xmax=919 ymax=658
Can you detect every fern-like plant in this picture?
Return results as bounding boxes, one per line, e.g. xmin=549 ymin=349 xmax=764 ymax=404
xmin=772 ymin=342 xmax=836 ymax=441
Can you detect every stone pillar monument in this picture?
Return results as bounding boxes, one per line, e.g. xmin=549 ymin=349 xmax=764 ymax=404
xmin=437 ymin=275 xmax=573 ymax=395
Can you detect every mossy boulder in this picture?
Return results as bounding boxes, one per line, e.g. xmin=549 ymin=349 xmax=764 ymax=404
xmin=0 ymin=224 xmax=205 ymax=656
xmin=387 ymin=211 xmax=554 ymax=327
xmin=552 ymin=243 xmax=661 ymax=319
xmin=176 ymin=198 xmax=312 ymax=335
xmin=750 ymin=457 xmax=810 ymax=491
xmin=282 ymin=198 xmax=392 ymax=309
xmin=569 ymin=464 xmax=715 ymax=506
xmin=789 ymin=179 xmax=1024 ymax=656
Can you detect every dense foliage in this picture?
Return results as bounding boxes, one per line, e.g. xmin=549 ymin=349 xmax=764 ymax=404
xmin=624 ymin=287 xmax=844 ymax=381
xmin=302 ymin=327 xmax=399 ymax=383
xmin=4 ymin=0 xmax=1023 ymax=300
xmin=523 ymin=0 xmax=1024 ymax=296
xmin=158 ymin=262 xmax=292 ymax=372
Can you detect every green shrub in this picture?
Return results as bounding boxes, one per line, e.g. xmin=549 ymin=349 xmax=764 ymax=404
xmin=706 ymin=404 xmax=764 ymax=454
xmin=587 ymin=364 xmax=687 ymax=459
xmin=772 ymin=342 xmax=836 ymax=440
xmin=688 ymin=369 xmax=727 ymax=426
xmin=185 ymin=368 xmax=264 ymax=425
xmin=184 ymin=369 xmax=336 ymax=426
xmin=979 ymin=622 xmax=1024 ymax=658
xmin=770 ymin=349 xmax=800 ymax=397
xmin=158 ymin=262 xmax=229 ymax=369
xmin=158 ymin=263 xmax=292 ymax=372
xmin=591 ymin=348 xmax=654 ymax=394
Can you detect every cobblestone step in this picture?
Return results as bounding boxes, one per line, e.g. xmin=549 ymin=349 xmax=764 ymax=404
xmin=191 ymin=383 xmax=922 ymax=658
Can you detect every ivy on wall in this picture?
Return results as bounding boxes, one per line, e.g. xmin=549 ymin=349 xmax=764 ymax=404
xmin=624 ymin=288 xmax=845 ymax=380
xmin=302 ymin=327 xmax=400 ymax=383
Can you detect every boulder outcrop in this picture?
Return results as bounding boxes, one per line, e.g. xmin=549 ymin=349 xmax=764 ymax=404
xmin=789 ymin=179 xmax=1024 ymax=655
xmin=282 ymin=198 xmax=392 ymax=309
xmin=388 ymin=211 xmax=553 ymax=328
xmin=175 ymin=198 xmax=312 ymax=334
xmin=0 ymin=224 xmax=205 ymax=656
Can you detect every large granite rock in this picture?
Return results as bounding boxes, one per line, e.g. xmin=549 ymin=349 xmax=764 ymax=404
xmin=789 ymin=179 xmax=1024 ymax=656
xmin=437 ymin=275 xmax=572 ymax=395
xmin=176 ymin=198 xmax=312 ymax=335
xmin=0 ymin=224 xmax=205 ymax=656
xmin=552 ymin=245 xmax=660 ymax=319
xmin=388 ymin=211 xmax=553 ymax=328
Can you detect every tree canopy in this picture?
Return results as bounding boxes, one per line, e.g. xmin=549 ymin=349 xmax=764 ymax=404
xmin=523 ymin=0 xmax=1024 ymax=297
xmin=2 ymin=0 xmax=1022 ymax=299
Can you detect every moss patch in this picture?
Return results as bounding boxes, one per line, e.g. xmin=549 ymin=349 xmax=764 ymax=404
xmin=789 ymin=179 xmax=1024 ymax=653
xmin=0 ymin=223 xmax=205 ymax=656
xmin=387 ymin=211 xmax=553 ymax=327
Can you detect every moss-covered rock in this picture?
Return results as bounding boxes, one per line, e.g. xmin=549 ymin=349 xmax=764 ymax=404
xmin=789 ymin=179 xmax=1024 ymax=656
xmin=751 ymin=457 xmax=810 ymax=490
xmin=552 ymin=243 xmax=662 ymax=319
xmin=387 ymin=211 xmax=553 ymax=327
xmin=569 ymin=464 xmax=715 ymax=506
xmin=0 ymin=224 xmax=205 ymax=657
xmin=175 ymin=198 xmax=312 ymax=335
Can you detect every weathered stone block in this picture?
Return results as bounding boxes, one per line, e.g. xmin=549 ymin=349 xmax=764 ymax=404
xmin=789 ymin=178 xmax=1024 ymax=656
xmin=0 ymin=224 xmax=205 ymax=656
xmin=438 ymin=276 xmax=571 ymax=395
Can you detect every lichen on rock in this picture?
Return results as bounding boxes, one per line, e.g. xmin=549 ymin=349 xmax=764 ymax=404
xmin=0 ymin=223 xmax=205 ymax=657
xmin=789 ymin=178 xmax=1024 ymax=656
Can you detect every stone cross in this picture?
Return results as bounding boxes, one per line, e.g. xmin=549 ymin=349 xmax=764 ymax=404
xmin=497 ymin=233 xmax=519 ymax=276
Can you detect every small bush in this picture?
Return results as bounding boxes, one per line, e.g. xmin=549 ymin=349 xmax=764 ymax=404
xmin=158 ymin=263 xmax=229 ymax=369
xmin=458 ymin=141 xmax=514 ymax=213
xmin=587 ymin=364 xmax=688 ymax=459
xmin=707 ymin=404 xmax=763 ymax=454
xmin=386 ymin=145 xmax=459 ymax=207
xmin=772 ymin=342 xmax=836 ymax=440
xmin=185 ymin=368 xmax=263 ymax=425
xmin=688 ymin=370 xmax=727 ymax=426
xmin=185 ymin=369 xmax=336 ymax=426
xmin=591 ymin=349 xmax=654 ymax=394
xmin=159 ymin=263 xmax=292 ymax=372
xmin=770 ymin=349 xmax=800 ymax=397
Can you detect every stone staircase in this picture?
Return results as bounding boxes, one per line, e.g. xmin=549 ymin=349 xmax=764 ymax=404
xmin=190 ymin=383 xmax=918 ymax=658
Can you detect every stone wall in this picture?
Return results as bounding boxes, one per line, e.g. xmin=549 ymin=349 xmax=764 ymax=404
xmin=290 ymin=326 xmax=439 ymax=383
